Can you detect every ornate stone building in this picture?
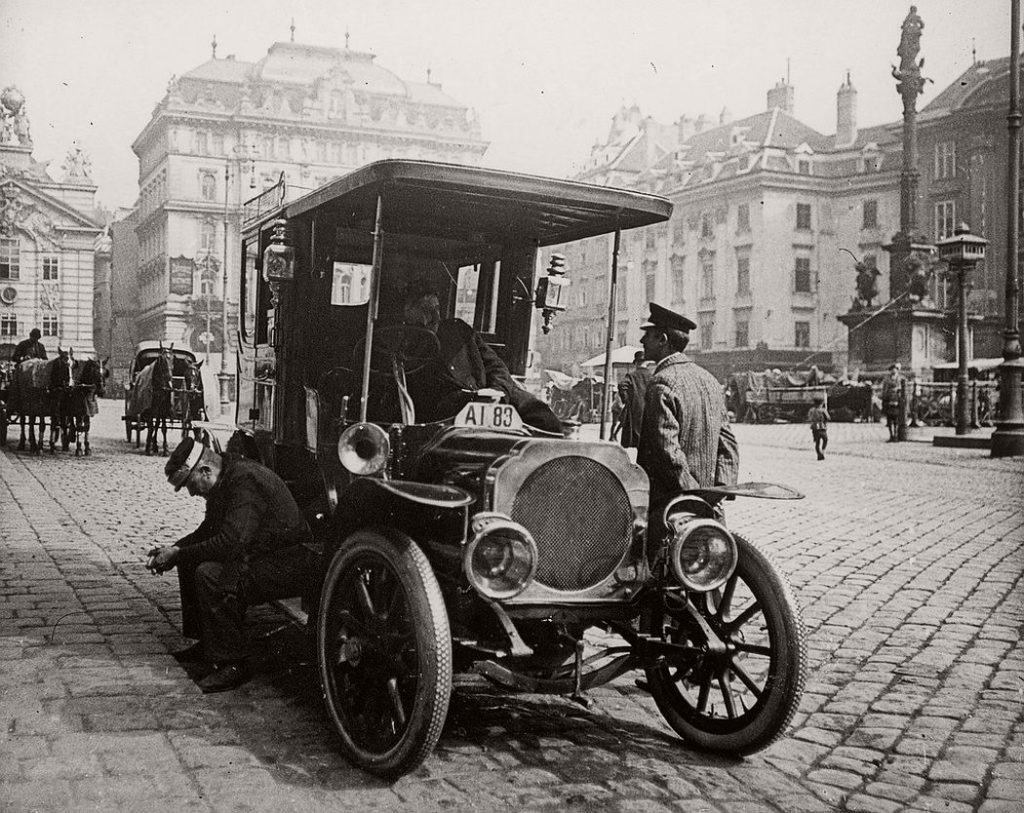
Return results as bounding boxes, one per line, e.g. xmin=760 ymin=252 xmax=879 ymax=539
xmin=119 ymin=37 xmax=488 ymax=360
xmin=541 ymin=58 xmax=1014 ymax=381
xmin=0 ymin=86 xmax=103 ymax=361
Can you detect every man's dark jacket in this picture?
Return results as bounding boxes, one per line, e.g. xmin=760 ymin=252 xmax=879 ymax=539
xmin=618 ymin=364 xmax=652 ymax=448
xmin=174 ymin=453 xmax=312 ymax=566
xmin=12 ymin=338 xmax=47 ymax=365
xmin=416 ymin=319 xmax=562 ymax=433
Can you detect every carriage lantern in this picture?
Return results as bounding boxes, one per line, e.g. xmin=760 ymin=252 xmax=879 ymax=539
xmin=262 ymin=219 xmax=295 ymax=285
xmin=535 ymin=252 xmax=569 ymax=334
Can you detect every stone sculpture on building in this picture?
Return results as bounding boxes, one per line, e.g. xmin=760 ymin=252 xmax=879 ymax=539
xmin=0 ymin=86 xmax=32 ymax=146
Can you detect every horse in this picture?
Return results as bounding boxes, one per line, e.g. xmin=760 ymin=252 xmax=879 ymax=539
xmin=180 ymin=357 xmax=207 ymax=431
xmin=8 ymin=348 xmax=74 ymax=454
xmin=62 ymin=356 xmax=109 ymax=456
xmin=134 ymin=344 xmax=174 ymax=456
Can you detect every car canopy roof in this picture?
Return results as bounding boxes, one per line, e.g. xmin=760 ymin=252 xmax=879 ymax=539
xmin=244 ymin=160 xmax=672 ymax=247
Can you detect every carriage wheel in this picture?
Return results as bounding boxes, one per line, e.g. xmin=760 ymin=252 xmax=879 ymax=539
xmin=317 ymin=529 xmax=452 ymax=778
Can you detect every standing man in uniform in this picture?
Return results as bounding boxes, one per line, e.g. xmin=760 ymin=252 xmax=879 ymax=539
xmin=617 ymin=350 xmax=651 ymax=449
xmin=12 ymin=327 xmax=47 ymax=364
xmin=147 ymin=436 xmax=313 ymax=693
xmin=880 ymin=363 xmax=904 ymax=442
xmin=636 ymin=303 xmax=739 ymax=519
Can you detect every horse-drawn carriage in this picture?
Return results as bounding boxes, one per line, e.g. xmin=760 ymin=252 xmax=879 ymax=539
xmin=727 ymin=369 xmax=873 ymax=424
xmin=123 ymin=342 xmax=206 ymax=454
xmin=0 ymin=351 xmax=108 ymax=454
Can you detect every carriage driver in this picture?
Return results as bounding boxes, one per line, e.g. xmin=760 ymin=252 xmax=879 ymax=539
xmin=148 ymin=436 xmax=313 ymax=693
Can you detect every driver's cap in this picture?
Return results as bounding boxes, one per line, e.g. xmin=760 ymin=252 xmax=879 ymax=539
xmin=165 ymin=436 xmax=214 ymax=491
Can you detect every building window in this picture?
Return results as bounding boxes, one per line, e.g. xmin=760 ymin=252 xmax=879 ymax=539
xmin=42 ymin=315 xmax=59 ymax=336
xmin=794 ymin=257 xmax=812 ymax=293
xmin=796 ymin=203 xmax=812 ymax=230
xmin=200 ymin=172 xmax=217 ymax=201
xmin=645 ymin=273 xmax=656 ymax=302
xmin=200 ymin=267 xmax=217 ymax=297
xmin=42 ymin=255 xmax=59 ymax=280
xmin=0 ymin=238 xmax=20 ymax=280
xmin=736 ymin=257 xmax=750 ymax=295
xmin=935 ymin=200 xmax=956 ymax=240
xmin=671 ymin=257 xmax=685 ymax=303
xmin=863 ymin=200 xmax=878 ymax=229
xmin=194 ymin=131 xmax=208 ymax=155
xmin=701 ymin=260 xmax=715 ymax=300
xmin=0 ymin=312 xmax=16 ymax=337
xmin=737 ymin=203 xmax=750 ymax=233
xmin=672 ymin=218 xmax=686 ymax=247
xmin=277 ymin=137 xmax=290 ymax=160
xmin=798 ymin=159 xmax=811 ymax=175
xmin=698 ymin=314 xmax=714 ymax=351
xmin=211 ymin=134 xmax=224 ymax=156
xmin=200 ymin=220 xmax=217 ymax=255
xmin=934 ymin=141 xmax=956 ymax=180
xmin=616 ymin=280 xmax=627 ymax=309
xmin=316 ymin=141 xmax=328 ymax=162
xmin=735 ymin=319 xmax=749 ymax=348
xmin=701 ymin=214 xmax=714 ymax=240
xmin=259 ymin=136 xmax=273 ymax=158
xmin=794 ymin=321 xmax=811 ymax=348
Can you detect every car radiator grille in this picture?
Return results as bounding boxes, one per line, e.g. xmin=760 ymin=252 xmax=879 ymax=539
xmin=508 ymin=456 xmax=633 ymax=591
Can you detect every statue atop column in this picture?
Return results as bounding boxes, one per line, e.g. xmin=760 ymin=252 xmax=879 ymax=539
xmin=61 ymin=142 xmax=93 ymax=183
xmin=891 ymin=6 xmax=929 ymax=111
xmin=0 ymin=86 xmax=32 ymax=147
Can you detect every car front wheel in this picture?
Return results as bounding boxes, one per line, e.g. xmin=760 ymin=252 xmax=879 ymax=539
xmin=641 ymin=532 xmax=806 ymax=756
xmin=317 ymin=529 xmax=452 ymax=778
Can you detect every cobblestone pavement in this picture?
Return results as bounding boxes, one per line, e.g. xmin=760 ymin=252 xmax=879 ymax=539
xmin=2 ymin=402 xmax=1022 ymax=812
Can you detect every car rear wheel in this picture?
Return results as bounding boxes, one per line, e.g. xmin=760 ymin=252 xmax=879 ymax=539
xmin=317 ymin=529 xmax=452 ymax=778
xmin=641 ymin=533 xmax=806 ymax=756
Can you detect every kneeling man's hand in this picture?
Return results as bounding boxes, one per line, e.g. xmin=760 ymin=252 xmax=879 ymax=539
xmin=148 ymin=545 xmax=180 ymax=574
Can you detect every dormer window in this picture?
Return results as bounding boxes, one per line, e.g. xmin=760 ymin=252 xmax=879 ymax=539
xmin=798 ymin=159 xmax=812 ymax=175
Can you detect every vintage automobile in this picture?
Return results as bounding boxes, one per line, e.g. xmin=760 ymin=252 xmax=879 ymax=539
xmin=230 ymin=161 xmax=807 ymax=777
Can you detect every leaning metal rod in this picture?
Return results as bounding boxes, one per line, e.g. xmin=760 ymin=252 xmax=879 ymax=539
xmin=599 ymin=223 xmax=622 ymax=440
xmin=360 ymin=191 xmax=386 ymax=423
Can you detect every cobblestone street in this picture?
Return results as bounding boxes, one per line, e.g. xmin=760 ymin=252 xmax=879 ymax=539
xmin=2 ymin=401 xmax=1022 ymax=812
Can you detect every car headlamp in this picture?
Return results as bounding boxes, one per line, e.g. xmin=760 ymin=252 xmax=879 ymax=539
xmin=464 ymin=513 xmax=537 ymax=600
xmin=337 ymin=422 xmax=390 ymax=476
xmin=667 ymin=517 xmax=737 ymax=592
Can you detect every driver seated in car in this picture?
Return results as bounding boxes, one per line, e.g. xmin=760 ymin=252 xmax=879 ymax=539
xmin=400 ymin=278 xmax=563 ymax=433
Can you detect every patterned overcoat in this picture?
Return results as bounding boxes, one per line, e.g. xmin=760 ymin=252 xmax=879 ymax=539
xmin=637 ymin=353 xmax=739 ymax=504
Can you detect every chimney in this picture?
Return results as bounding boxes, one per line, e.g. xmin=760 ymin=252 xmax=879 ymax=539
xmin=719 ymin=106 xmax=733 ymax=125
xmin=695 ymin=113 xmax=710 ymax=133
xmin=836 ymin=70 xmax=858 ymax=147
xmin=677 ymin=114 xmax=695 ymax=142
xmin=767 ymin=78 xmax=794 ymax=115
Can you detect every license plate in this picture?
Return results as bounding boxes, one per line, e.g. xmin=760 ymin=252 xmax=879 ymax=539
xmin=454 ymin=401 xmax=524 ymax=431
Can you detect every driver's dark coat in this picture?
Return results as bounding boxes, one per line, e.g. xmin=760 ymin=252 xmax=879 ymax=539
xmin=173 ymin=453 xmax=312 ymax=566
xmin=428 ymin=319 xmax=562 ymax=433
xmin=12 ymin=338 xmax=47 ymax=365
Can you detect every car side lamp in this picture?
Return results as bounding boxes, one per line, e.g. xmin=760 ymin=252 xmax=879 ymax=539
xmin=262 ymin=218 xmax=295 ymax=289
xmin=534 ymin=252 xmax=569 ymax=334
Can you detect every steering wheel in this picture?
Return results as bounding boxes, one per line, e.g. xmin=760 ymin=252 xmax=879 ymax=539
xmin=351 ymin=325 xmax=443 ymax=379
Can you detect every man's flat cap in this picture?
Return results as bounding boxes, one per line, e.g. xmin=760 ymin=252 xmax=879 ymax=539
xmin=165 ymin=436 xmax=211 ymax=491
xmin=640 ymin=303 xmax=697 ymax=333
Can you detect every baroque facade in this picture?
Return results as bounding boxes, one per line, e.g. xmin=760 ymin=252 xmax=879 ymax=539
xmin=540 ymin=58 xmax=1014 ymax=381
xmin=120 ymin=37 xmax=488 ymax=361
xmin=0 ymin=85 xmax=103 ymax=361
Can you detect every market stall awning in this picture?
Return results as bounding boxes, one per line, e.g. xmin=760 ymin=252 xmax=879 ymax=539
xmin=580 ymin=345 xmax=643 ymax=369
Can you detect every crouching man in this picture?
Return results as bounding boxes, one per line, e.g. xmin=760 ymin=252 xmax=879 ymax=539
xmin=148 ymin=436 xmax=313 ymax=693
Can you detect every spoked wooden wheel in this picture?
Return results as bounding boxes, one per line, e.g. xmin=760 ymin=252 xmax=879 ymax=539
xmin=641 ymin=533 xmax=806 ymax=756
xmin=317 ymin=530 xmax=452 ymax=778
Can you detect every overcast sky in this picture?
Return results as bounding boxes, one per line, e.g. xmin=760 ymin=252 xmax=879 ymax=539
xmin=0 ymin=0 xmax=1010 ymax=210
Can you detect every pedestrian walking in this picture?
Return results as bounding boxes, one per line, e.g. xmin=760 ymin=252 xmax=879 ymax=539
xmin=147 ymin=435 xmax=313 ymax=693
xmin=807 ymin=396 xmax=830 ymax=460
xmin=881 ymin=363 xmax=904 ymax=441
xmin=636 ymin=303 xmax=739 ymax=513
xmin=618 ymin=350 xmax=652 ymax=448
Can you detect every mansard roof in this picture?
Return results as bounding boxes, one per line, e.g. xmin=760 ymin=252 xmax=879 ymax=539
xmin=923 ymin=55 xmax=1016 ymax=114
xmin=178 ymin=41 xmax=468 ymax=109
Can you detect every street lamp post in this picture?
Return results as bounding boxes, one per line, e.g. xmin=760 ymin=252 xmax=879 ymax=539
xmin=937 ymin=223 xmax=988 ymax=436
xmin=991 ymin=0 xmax=1024 ymax=457
xmin=218 ymin=142 xmax=257 ymax=418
